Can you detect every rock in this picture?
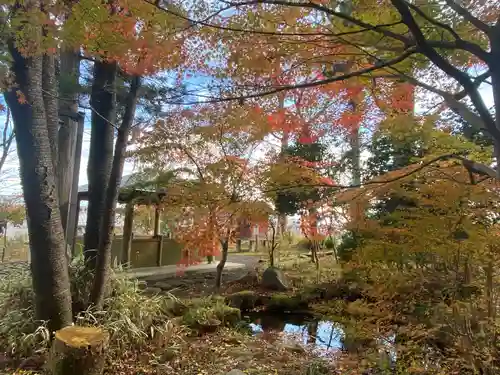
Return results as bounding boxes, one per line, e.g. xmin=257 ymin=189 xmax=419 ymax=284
xmin=226 ymin=370 xmax=246 ymax=375
xmin=261 ymin=267 xmax=289 ymax=291
xmin=280 ymin=341 xmax=305 ymax=354
xmin=266 ymin=293 xmax=308 ymax=312
xmin=226 ymin=291 xmax=259 ymax=311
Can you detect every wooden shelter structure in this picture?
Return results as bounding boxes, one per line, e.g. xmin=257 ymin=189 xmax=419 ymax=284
xmin=74 ymin=176 xmax=182 ymax=268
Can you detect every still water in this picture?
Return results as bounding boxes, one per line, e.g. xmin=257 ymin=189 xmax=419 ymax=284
xmin=246 ymin=312 xmax=396 ymax=361
xmin=246 ymin=313 xmax=344 ymax=352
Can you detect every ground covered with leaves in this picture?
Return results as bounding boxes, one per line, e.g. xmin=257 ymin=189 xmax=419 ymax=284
xmin=0 ymin=257 xmax=338 ymax=375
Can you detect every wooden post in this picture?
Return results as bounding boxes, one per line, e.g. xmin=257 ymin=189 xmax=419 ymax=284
xmin=70 ymin=197 xmax=81 ymax=258
xmin=157 ymin=235 xmax=163 ymax=267
xmin=235 ymin=238 xmax=242 ymax=252
xmin=121 ymin=202 xmax=134 ymax=266
xmin=254 ymin=235 xmax=259 ymax=251
xmin=67 ymin=113 xmax=84 ymax=258
xmin=153 ymin=206 xmax=160 ymax=237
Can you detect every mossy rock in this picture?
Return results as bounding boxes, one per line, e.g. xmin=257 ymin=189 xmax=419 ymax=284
xmin=266 ymin=293 xmax=309 ymax=312
xmin=226 ymin=291 xmax=260 ymax=311
xmin=215 ymin=306 xmax=241 ymax=327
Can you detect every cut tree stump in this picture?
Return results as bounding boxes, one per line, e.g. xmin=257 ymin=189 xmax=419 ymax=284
xmin=48 ymin=325 xmax=110 ymax=375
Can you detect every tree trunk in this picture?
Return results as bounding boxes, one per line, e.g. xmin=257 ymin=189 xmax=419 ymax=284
xmin=90 ymin=76 xmax=141 ymax=308
xmin=84 ymin=61 xmax=117 ymax=265
xmin=5 ymin=38 xmax=72 ymax=330
xmin=278 ymin=90 xmax=288 ymax=240
xmin=215 ymin=240 xmax=229 ymax=290
xmin=58 ymin=48 xmax=80 ymax=237
xmin=42 ymin=54 xmax=59 ymax=173
xmin=49 ymin=326 xmax=109 ymax=375
xmin=490 ymin=25 xmax=500 ymax=179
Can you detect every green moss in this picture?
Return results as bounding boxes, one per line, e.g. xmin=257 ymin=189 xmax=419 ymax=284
xmin=182 ymin=299 xmax=242 ymax=329
xmin=212 ymin=303 xmax=241 ymax=327
xmin=266 ymin=293 xmax=308 ymax=312
xmin=226 ymin=291 xmax=260 ymax=311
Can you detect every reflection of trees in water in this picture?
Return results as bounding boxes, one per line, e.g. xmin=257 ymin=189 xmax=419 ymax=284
xmin=259 ymin=314 xmax=287 ymax=331
xmin=307 ymin=320 xmax=318 ymax=344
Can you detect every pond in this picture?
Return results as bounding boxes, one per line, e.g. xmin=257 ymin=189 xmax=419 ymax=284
xmin=245 ymin=312 xmax=396 ymax=362
xmin=246 ymin=312 xmax=344 ymax=353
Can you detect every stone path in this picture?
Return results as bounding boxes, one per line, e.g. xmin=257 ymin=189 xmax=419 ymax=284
xmin=227 ymin=254 xmax=263 ymax=269
xmin=124 ymin=261 xmax=246 ymax=280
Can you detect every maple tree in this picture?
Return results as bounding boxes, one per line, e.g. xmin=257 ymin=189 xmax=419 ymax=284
xmin=147 ymin=0 xmax=497 ymax=182
xmin=133 ymin=103 xmax=272 ymax=288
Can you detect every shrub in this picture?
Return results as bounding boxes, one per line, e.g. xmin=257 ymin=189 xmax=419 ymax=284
xmin=0 ymin=256 xmax=182 ymax=357
xmin=296 ymin=238 xmax=312 ymax=251
xmin=183 ymin=296 xmax=241 ymax=328
xmin=0 ymin=270 xmax=50 ymax=357
xmin=323 ymin=236 xmax=335 ymax=250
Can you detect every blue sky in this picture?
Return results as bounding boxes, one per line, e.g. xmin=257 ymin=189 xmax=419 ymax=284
xmin=0 ymin=69 xmax=495 ymax=196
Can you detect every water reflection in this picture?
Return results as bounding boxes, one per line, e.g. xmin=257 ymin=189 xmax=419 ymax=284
xmin=247 ymin=313 xmax=344 ymax=352
xmin=247 ymin=312 xmax=396 ymax=363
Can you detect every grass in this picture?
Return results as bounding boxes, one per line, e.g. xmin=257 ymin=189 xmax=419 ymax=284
xmin=0 ymin=241 xmax=344 ymax=375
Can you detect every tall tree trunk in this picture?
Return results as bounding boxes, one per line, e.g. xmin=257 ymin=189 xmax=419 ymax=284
xmin=215 ymin=239 xmax=229 ymax=291
xmin=490 ymin=24 xmax=500 ymax=179
xmin=90 ymin=76 xmax=141 ymax=308
xmin=5 ymin=39 xmax=72 ymax=330
xmin=84 ymin=61 xmax=117 ymax=266
xmin=278 ymin=92 xmax=288 ymax=237
xmin=58 ymin=48 xmax=80 ymax=237
xmin=42 ymin=54 xmax=59 ymax=173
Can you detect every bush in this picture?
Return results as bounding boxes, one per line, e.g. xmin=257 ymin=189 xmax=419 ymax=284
xmin=0 ymin=256 xmax=183 ymax=357
xmin=0 ymin=270 xmax=50 ymax=357
xmin=296 ymin=238 xmax=312 ymax=251
xmin=323 ymin=236 xmax=335 ymax=250
xmin=183 ymin=296 xmax=241 ymax=329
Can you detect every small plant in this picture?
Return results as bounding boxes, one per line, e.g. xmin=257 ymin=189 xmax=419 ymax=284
xmin=304 ymin=359 xmax=331 ymax=375
xmin=323 ymin=236 xmax=335 ymax=250
xmin=0 ymin=255 xmax=183 ymax=357
xmin=0 ymin=270 xmax=50 ymax=357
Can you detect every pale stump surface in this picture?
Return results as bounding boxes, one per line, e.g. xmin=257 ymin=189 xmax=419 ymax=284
xmin=49 ymin=325 xmax=109 ymax=375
